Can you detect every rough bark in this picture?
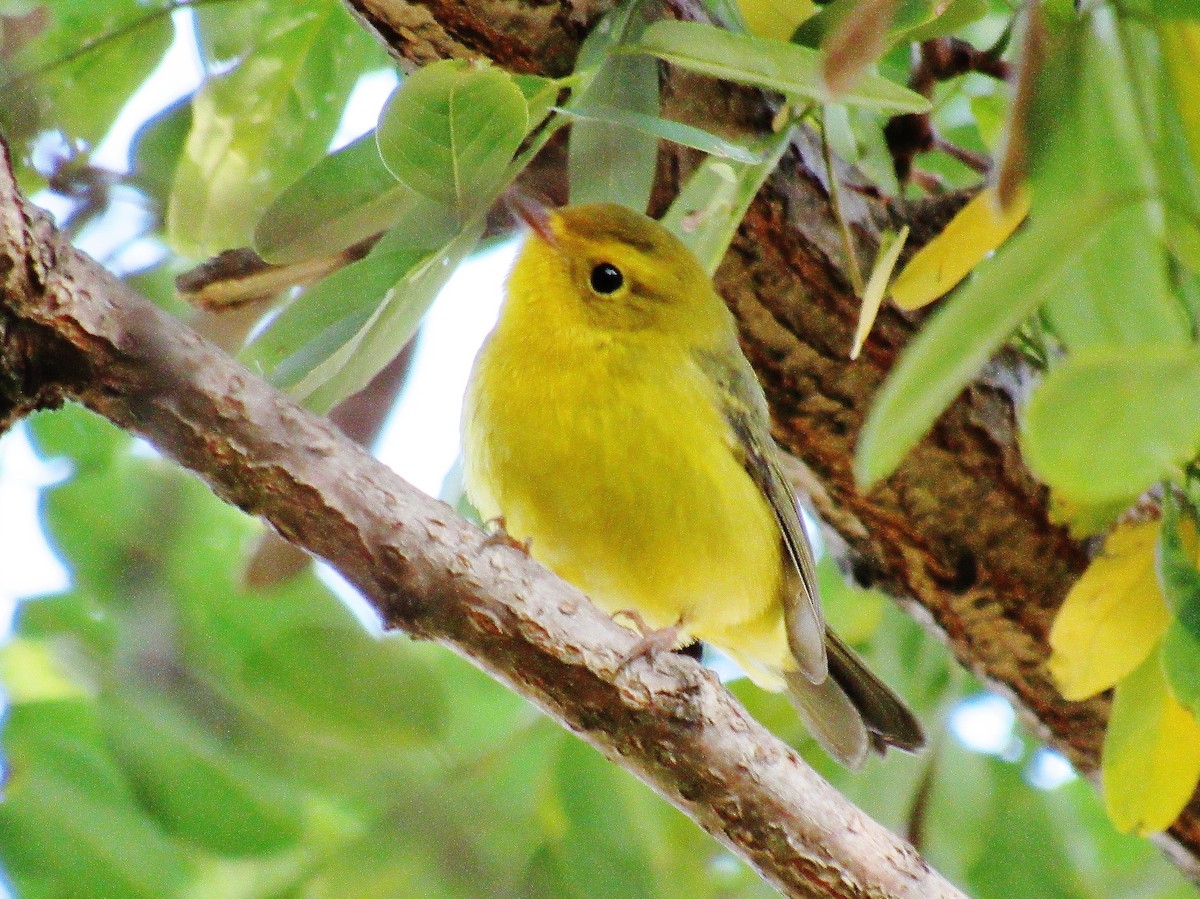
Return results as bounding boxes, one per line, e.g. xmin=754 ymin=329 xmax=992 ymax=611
xmin=337 ymin=0 xmax=1200 ymax=876
xmin=0 ymin=140 xmax=960 ymax=898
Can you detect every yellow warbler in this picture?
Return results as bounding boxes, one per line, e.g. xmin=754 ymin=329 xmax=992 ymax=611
xmin=462 ymin=201 xmax=923 ymax=766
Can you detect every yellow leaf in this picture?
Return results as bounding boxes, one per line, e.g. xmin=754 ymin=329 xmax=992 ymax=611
xmin=735 ymin=0 xmax=818 ymax=40
xmin=0 ymin=638 xmax=92 ymax=704
xmin=889 ymin=185 xmax=1031 ymax=310
xmin=1161 ymin=21 xmax=1200 ymax=180
xmin=850 ymin=225 xmax=909 ymax=359
xmin=1048 ymin=521 xmax=1170 ymax=700
xmin=1103 ymin=652 xmax=1200 ymax=835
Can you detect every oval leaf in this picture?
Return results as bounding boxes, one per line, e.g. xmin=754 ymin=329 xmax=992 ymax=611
xmin=1102 ymin=652 xmax=1200 ymax=836
xmin=376 ymin=60 xmax=527 ymax=216
xmin=1048 ymin=521 xmax=1170 ymax=701
xmin=1022 ymin=345 xmax=1200 ymax=505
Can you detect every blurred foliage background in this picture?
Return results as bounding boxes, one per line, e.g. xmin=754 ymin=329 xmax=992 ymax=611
xmin=0 ymin=0 xmax=1198 ymax=896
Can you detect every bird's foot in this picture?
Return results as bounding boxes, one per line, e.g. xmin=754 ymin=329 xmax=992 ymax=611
xmin=481 ymin=516 xmax=532 ymax=555
xmin=613 ymin=609 xmax=683 ymax=672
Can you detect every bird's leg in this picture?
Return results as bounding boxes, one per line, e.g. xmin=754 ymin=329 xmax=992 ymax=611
xmin=613 ymin=609 xmax=686 ymax=671
xmin=481 ymin=516 xmax=532 ymax=554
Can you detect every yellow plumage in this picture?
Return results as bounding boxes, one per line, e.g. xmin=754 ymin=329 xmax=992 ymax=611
xmin=462 ymin=202 xmax=923 ymax=766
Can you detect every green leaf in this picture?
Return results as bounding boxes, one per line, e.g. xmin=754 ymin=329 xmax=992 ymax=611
xmin=513 ymin=74 xmax=560 ymax=130
xmin=901 ymin=0 xmax=989 ymax=42
xmin=558 ymin=105 xmax=762 ymax=162
xmin=1162 ymin=621 xmax=1200 ymax=718
xmin=1042 ymin=203 xmax=1189 ymax=349
xmin=1021 ymin=345 xmax=1200 ymax=505
xmin=661 ymin=127 xmax=793 ymax=273
xmin=567 ymin=2 xmax=660 ymax=211
xmin=1158 ymin=491 xmax=1200 ymax=639
xmin=3 ymin=1 xmax=172 ymax=145
xmin=237 ymin=626 xmax=444 ymax=746
xmin=102 ymin=685 xmax=305 ymax=855
xmin=254 ymin=131 xmax=419 ymax=265
xmin=168 ymin=3 xmax=383 ymax=256
xmin=545 ymin=737 xmax=658 ymax=899
xmin=245 ymin=246 xmax=425 ymax=384
xmin=128 ymin=96 xmax=194 ymax=207
xmin=245 ymin=193 xmax=458 ymax=394
xmin=1156 ymin=20 xmax=1200 ymax=270
xmin=376 ymin=59 xmax=528 ymax=218
xmin=287 ymin=217 xmax=484 ymax=413
xmin=630 ymin=21 xmax=931 ymax=113
xmin=1032 ymin=15 xmax=1190 ymax=348
xmin=855 ymin=195 xmax=1117 ymax=487
xmin=1156 ymin=0 xmax=1200 ymax=19
xmin=0 ymin=703 xmax=193 ymax=898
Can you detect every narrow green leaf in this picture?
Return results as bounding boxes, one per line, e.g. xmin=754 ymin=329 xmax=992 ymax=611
xmin=1022 ymin=345 xmax=1200 ymax=505
xmin=856 ymin=196 xmax=1117 ymax=487
xmin=376 ymin=60 xmax=527 ymax=217
xmin=630 ymin=21 xmax=931 ymax=113
xmin=1042 ymin=203 xmax=1190 ymax=349
xmin=1157 ymin=491 xmax=1200 ymax=638
xmin=902 ymin=0 xmax=989 ymax=42
xmin=567 ymin=2 xmax=660 ymax=211
xmin=1162 ymin=621 xmax=1200 ymax=718
xmin=245 ymin=190 xmax=460 ymax=401
xmin=294 ymin=219 xmax=485 ymax=413
xmin=1031 ymin=15 xmax=1191 ymax=349
xmin=244 ymin=245 xmax=430 ymax=387
xmin=1156 ymin=0 xmax=1200 ymax=19
xmin=558 ymin=105 xmax=762 ymax=162
xmin=254 ymin=131 xmax=418 ymax=265
xmin=662 ymin=127 xmax=793 ymax=273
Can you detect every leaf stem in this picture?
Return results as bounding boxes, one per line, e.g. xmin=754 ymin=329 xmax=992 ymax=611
xmin=822 ymin=106 xmax=865 ymax=296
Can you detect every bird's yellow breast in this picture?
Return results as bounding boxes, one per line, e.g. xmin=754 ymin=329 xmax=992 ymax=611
xmin=462 ymin=317 xmax=788 ymax=667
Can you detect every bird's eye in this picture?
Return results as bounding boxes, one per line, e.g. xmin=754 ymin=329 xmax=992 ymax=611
xmin=589 ymin=262 xmax=624 ymax=295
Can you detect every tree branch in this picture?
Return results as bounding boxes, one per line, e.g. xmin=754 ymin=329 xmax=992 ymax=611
xmin=0 ymin=139 xmax=959 ymax=896
xmin=334 ymin=0 xmax=1200 ymax=876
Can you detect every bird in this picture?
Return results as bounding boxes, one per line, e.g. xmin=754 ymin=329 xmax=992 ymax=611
xmin=461 ymin=199 xmax=924 ymax=767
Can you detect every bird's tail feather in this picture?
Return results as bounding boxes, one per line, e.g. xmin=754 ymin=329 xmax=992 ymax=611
xmin=785 ymin=629 xmax=925 ymax=768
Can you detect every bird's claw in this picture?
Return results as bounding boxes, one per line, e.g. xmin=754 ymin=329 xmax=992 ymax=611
xmin=613 ymin=609 xmax=683 ymax=673
xmin=482 ymin=516 xmax=532 ymax=554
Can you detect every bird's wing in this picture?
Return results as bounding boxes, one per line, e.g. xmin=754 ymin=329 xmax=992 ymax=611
xmin=697 ymin=346 xmax=828 ymax=684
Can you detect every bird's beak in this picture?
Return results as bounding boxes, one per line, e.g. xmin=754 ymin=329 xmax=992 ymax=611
xmin=507 ymin=193 xmax=558 ymax=247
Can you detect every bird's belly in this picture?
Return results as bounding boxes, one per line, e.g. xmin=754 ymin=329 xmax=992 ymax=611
xmin=465 ymin=362 xmax=785 ymax=645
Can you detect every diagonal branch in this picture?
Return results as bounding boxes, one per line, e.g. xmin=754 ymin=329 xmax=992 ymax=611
xmin=0 ymin=139 xmax=960 ymax=897
xmin=335 ymin=0 xmax=1200 ymax=876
